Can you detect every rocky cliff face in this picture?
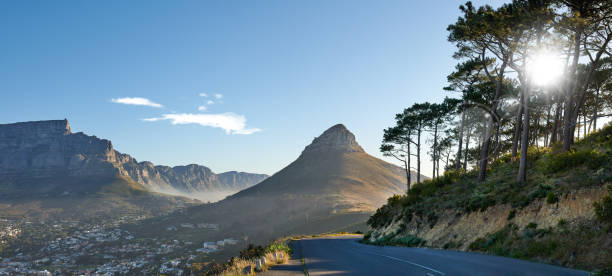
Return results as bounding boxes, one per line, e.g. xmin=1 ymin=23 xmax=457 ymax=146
xmin=0 ymin=119 xmax=120 ymax=178
xmin=0 ymin=120 xmax=267 ymax=195
xmin=301 ymin=124 xmax=364 ymax=155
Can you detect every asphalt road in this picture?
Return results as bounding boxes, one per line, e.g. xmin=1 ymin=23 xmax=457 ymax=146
xmin=266 ymin=235 xmax=589 ymax=276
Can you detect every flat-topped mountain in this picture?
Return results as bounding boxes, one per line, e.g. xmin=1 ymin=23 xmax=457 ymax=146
xmin=0 ymin=120 xmax=267 ymax=197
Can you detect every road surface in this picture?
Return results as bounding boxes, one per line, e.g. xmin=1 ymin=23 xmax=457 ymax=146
xmin=264 ymin=235 xmax=589 ymax=276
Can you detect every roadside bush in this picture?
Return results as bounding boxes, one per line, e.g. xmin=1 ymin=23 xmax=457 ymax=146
xmin=393 ymin=235 xmax=426 ymax=247
xmin=469 ymin=224 xmax=515 ymax=251
xmin=546 ymin=192 xmax=558 ymax=204
xmin=265 ymin=242 xmax=292 ymax=255
xmin=240 ymin=244 xmax=264 ymax=259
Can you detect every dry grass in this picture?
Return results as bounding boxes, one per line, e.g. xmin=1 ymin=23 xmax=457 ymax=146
xmin=217 ymin=250 xmax=289 ymax=276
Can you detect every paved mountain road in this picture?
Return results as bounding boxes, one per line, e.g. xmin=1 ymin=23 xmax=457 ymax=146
xmin=263 ymin=235 xmax=589 ymax=276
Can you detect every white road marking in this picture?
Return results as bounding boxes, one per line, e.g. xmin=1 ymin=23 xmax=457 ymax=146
xmin=366 ymin=252 xmax=445 ymax=275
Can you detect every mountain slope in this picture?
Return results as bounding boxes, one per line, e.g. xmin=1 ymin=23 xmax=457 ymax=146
xmin=132 ymin=124 xmax=424 ymax=245
xmin=229 ymin=124 xmax=413 ymax=212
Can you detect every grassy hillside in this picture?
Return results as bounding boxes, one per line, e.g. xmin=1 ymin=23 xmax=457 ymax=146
xmin=366 ymin=124 xmax=612 ymax=273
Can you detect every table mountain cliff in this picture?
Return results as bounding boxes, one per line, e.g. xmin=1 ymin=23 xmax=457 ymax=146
xmin=0 ymin=119 xmax=267 ymax=197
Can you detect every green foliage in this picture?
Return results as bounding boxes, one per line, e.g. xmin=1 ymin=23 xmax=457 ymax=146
xmin=265 ymin=242 xmax=292 ymax=255
xmin=593 ymin=186 xmax=612 ymax=224
xmin=393 ymin=235 xmax=427 ymax=247
xmin=507 ymin=209 xmax=516 ymax=220
xmin=469 ymin=224 xmax=516 ymax=254
xmin=376 ymin=234 xmax=426 ymax=247
xmin=239 ymin=244 xmax=264 ymax=259
xmin=538 ymin=149 xmax=606 ymax=174
xmin=546 ymin=192 xmax=558 ymax=204
xmin=442 ymin=240 xmax=463 ymax=249
xmin=465 ymin=193 xmax=496 ymax=212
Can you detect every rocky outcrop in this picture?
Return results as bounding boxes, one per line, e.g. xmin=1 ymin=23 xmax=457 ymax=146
xmin=0 ymin=120 xmax=267 ymax=195
xmin=367 ymin=186 xmax=608 ymax=248
xmin=301 ymin=124 xmax=364 ymax=155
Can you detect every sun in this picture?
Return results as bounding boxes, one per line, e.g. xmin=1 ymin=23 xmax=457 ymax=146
xmin=527 ymin=51 xmax=564 ymax=87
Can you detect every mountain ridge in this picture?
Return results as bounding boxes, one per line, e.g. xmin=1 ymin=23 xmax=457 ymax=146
xmin=0 ymin=119 xmax=267 ymax=197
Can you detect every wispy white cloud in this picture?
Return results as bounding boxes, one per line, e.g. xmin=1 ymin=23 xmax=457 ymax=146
xmin=214 ymin=93 xmax=223 ymax=99
xmin=199 ymin=93 xmax=208 ymax=97
xmin=198 ymin=105 xmax=207 ymax=111
xmin=207 ymin=100 xmax=215 ymax=105
xmin=111 ymin=97 xmax=163 ymax=108
xmin=143 ymin=113 xmax=261 ymax=135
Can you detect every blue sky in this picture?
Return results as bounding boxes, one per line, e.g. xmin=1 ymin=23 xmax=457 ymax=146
xmin=0 ymin=0 xmax=504 ymax=176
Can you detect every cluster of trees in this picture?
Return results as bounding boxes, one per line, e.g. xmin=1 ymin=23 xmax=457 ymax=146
xmin=382 ymin=0 xmax=612 ymax=192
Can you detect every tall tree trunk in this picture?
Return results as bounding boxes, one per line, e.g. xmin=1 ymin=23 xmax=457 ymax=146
xmin=417 ymin=127 xmax=422 ymax=183
xmin=464 ymin=126 xmax=471 ymax=171
xmin=494 ymin=122 xmax=501 ymax=160
xmin=432 ymin=122 xmax=438 ymax=179
xmin=512 ymin=99 xmax=523 ymax=159
xmin=594 ymin=87 xmax=600 ymax=131
xmin=518 ymin=88 xmax=531 ymax=183
xmin=583 ymin=113 xmax=587 ymax=138
xmin=403 ymin=158 xmax=410 ymax=193
xmin=562 ymin=28 xmax=583 ymax=151
xmin=544 ymin=99 xmax=552 ymax=147
xmin=551 ymin=101 xmax=561 ymax=144
xmin=455 ymin=109 xmax=465 ymax=170
xmin=478 ymin=62 xmax=506 ymax=182
xmin=407 ymin=139 xmax=411 ymax=189
xmin=534 ymin=109 xmax=541 ymax=148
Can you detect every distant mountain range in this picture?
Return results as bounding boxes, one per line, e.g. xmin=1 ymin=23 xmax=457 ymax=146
xmin=0 ymin=119 xmax=267 ymax=199
xmin=133 ymin=124 xmax=425 ymax=244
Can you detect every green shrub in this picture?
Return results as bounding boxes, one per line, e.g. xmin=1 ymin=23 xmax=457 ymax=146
xmin=427 ymin=211 xmax=438 ymax=228
xmin=594 ymin=186 xmax=612 ymax=224
xmin=240 ymin=244 xmax=264 ymax=259
xmin=525 ymin=240 xmax=558 ymax=256
xmin=507 ymin=209 xmax=516 ymax=220
xmin=469 ymin=224 xmax=514 ymax=251
xmin=465 ymin=194 xmax=496 ymax=212
xmin=526 ymin=222 xmax=538 ymax=229
xmin=265 ymin=242 xmax=292 ymax=254
xmin=443 ymin=240 xmax=462 ymax=249
xmin=393 ymin=235 xmax=426 ymax=247
xmin=387 ymin=194 xmax=405 ymax=206
xmin=539 ymin=149 xmax=605 ymax=174
xmin=557 ymin=219 xmax=567 ymax=227
xmin=546 ymin=192 xmax=558 ymax=204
